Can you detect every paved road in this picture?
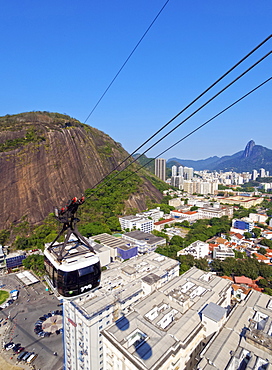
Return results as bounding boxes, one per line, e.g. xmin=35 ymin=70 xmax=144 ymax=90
xmin=0 ymin=273 xmax=63 ymax=370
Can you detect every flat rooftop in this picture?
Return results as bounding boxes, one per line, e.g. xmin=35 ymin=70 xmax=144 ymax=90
xmin=72 ymin=252 xmax=179 ymax=317
xmin=102 ymin=268 xmax=232 ymax=369
xmin=123 ymin=230 xmax=164 ymax=245
xmin=89 ymin=233 xmax=135 ymax=250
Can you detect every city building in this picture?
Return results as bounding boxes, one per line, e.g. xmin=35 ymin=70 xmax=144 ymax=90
xmin=177 ymin=240 xmax=209 ymax=259
xmin=119 ymin=216 xmax=154 ymax=232
xmin=168 ymin=197 xmax=183 ymax=208
xmin=122 ymin=230 xmax=165 ymax=253
xmin=89 ymin=233 xmax=137 ymax=262
xmin=198 ymin=205 xmax=233 ymax=219
xmin=197 ymin=290 xmax=272 ymax=369
xmin=153 ymin=218 xmax=175 ymax=231
xmin=260 ymin=168 xmax=266 ymax=178
xmin=219 ymin=196 xmax=263 ymax=208
xmin=170 ymin=209 xmax=199 ymax=222
xmin=63 ymin=252 xmax=180 ymax=370
xmin=232 ymin=218 xmax=254 ymax=232
xmin=102 ymin=267 xmax=231 ymax=370
xmin=213 ymin=245 xmax=235 ymax=260
xmin=155 ymin=158 xmax=166 ymax=181
xmin=136 ymin=208 xmax=164 ymax=222
xmin=252 ymin=169 xmax=258 ymax=180
xmin=171 ymin=165 xmax=177 ymax=177
xmin=183 ymin=166 xmax=194 ymax=180
xmin=248 ymin=212 xmax=268 ymax=223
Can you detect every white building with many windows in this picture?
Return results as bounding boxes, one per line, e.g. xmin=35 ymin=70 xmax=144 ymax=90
xmin=119 ymin=215 xmax=154 ymax=232
xmin=177 ymin=240 xmax=209 ymax=259
xmin=102 ymin=268 xmax=231 ymax=370
xmin=63 ymin=253 xmax=179 ymax=370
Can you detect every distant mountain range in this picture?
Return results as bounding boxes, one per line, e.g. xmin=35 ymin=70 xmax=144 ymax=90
xmin=167 ymin=141 xmax=272 ymax=173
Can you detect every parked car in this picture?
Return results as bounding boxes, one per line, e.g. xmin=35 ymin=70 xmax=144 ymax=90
xmin=17 ymin=351 xmax=28 ymax=361
xmin=4 ymin=342 xmax=13 ymax=349
xmin=16 ymin=347 xmax=25 ymax=353
xmin=13 ymin=343 xmax=21 ymax=352
xmin=6 ymin=343 xmax=16 ymax=350
xmin=27 ymin=353 xmax=38 ymax=363
xmin=22 ymin=352 xmax=33 ymax=361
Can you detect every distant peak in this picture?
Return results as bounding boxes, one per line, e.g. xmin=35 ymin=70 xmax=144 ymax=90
xmin=243 ymin=140 xmax=255 ymax=158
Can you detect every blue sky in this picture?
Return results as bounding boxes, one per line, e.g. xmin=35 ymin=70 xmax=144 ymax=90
xmin=0 ymin=0 xmax=271 ymax=160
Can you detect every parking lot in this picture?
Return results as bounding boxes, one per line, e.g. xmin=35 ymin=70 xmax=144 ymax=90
xmin=0 ymin=273 xmax=63 ymax=370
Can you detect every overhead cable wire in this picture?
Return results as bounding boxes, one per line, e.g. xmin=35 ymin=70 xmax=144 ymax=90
xmin=87 ymin=35 xmax=272 ymax=190
xmin=130 ymin=76 xmax=272 ymax=177
xmin=89 ymin=77 xmax=272 ymax=194
xmin=84 ymin=0 xmax=171 ymax=124
xmin=88 ymin=50 xmax=271 ymax=195
xmin=102 ymin=76 xmax=272 ymax=190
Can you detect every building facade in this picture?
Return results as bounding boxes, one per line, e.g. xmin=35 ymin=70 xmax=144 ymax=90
xmin=155 ymin=158 xmax=166 ymax=181
xmin=63 ymin=253 xmax=180 ymax=370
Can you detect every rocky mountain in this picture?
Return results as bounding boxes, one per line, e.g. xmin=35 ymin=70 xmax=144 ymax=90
xmin=167 ymin=141 xmax=272 ymax=173
xmin=0 ymin=112 xmax=163 ymax=229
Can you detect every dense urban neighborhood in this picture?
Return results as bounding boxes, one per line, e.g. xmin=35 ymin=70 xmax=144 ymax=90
xmin=1 ymin=163 xmax=272 ymax=369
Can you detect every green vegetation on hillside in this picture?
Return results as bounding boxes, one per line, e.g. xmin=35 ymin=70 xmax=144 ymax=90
xmin=0 ymin=128 xmax=46 ymax=152
xmin=22 ymin=255 xmax=45 ymax=276
xmin=5 ymin=168 xmax=165 ymax=247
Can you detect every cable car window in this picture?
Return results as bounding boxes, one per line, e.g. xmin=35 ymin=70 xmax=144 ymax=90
xmin=65 ymin=271 xmax=78 ymax=285
xmin=78 ymin=265 xmax=94 ymax=277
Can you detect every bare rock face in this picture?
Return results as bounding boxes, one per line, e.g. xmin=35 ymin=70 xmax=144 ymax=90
xmin=0 ymin=112 xmax=162 ymax=229
xmin=243 ymin=140 xmax=255 ymax=158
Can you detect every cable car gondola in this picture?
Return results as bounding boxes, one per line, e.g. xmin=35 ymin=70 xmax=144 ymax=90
xmin=44 ymin=197 xmax=101 ymax=298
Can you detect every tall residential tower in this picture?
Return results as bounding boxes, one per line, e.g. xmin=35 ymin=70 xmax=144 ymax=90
xmin=155 ymin=158 xmax=166 ymax=181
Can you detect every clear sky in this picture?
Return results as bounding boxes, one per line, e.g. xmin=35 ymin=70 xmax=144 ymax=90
xmin=0 ymin=0 xmax=271 ymax=160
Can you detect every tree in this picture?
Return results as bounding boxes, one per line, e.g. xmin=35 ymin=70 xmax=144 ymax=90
xmin=258 ymin=247 xmax=267 ymax=256
xmin=78 ymin=222 xmax=111 ymax=237
xmin=22 ymin=255 xmax=45 ymax=275
xmin=244 ymin=232 xmax=252 ymax=239
xmin=180 ymin=220 xmax=190 ymax=228
xmin=257 ymin=278 xmax=268 ymax=288
xmin=260 ymin=238 xmax=272 ymax=248
xmin=106 ymin=216 xmax=121 ymax=232
xmin=194 ymin=258 xmax=209 ymax=271
xmin=190 ymin=206 xmax=198 ymax=211
xmin=252 ymin=228 xmax=261 ymax=238
xmin=169 ymin=235 xmax=184 ymax=247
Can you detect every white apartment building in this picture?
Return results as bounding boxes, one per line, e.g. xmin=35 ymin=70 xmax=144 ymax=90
xmin=122 ymin=230 xmax=165 ymax=253
xmin=177 ymin=240 xmax=209 ymax=259
xmin=198 ymin=205 xmax=233 ymax=219
xmin=183 ymin=166 xmax=194 ymax=180
xmin=119 ymin=215 xmax=143 ymax=231
xmin=102 ymin=267 xmax=232 ymax=370
xmin=155 ymin=158 xmax=166 ymax=181
xmin=171 ymin=165 xmax=177 ymax=177
xmin=171 ymin=175 xmax=183 ymax=189
xmin=170 ymin=209 xmax=199 ymax=222
xmin=260 ymin=168 xmax=266 ymax=178
xmin=213 ymin=245 xmax=235 ymax=260
xmin=119 ymin=215 xmax=154 ymax=232
xmin=136 ymin=208 xmax=164 ymax=222
xmin=182 ymin=180 xmax=218 ymax=195
xmin=197 ymin=290 xmax=272 ymax=370
xmin=63 ymin=252 xmax=180 ymax=370
xmin=248 ymin=212 xmax=267 ymax=223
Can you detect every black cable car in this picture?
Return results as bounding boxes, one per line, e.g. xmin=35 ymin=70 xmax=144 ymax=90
xmin=44 ymin=197 xmax=101 ymax=298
